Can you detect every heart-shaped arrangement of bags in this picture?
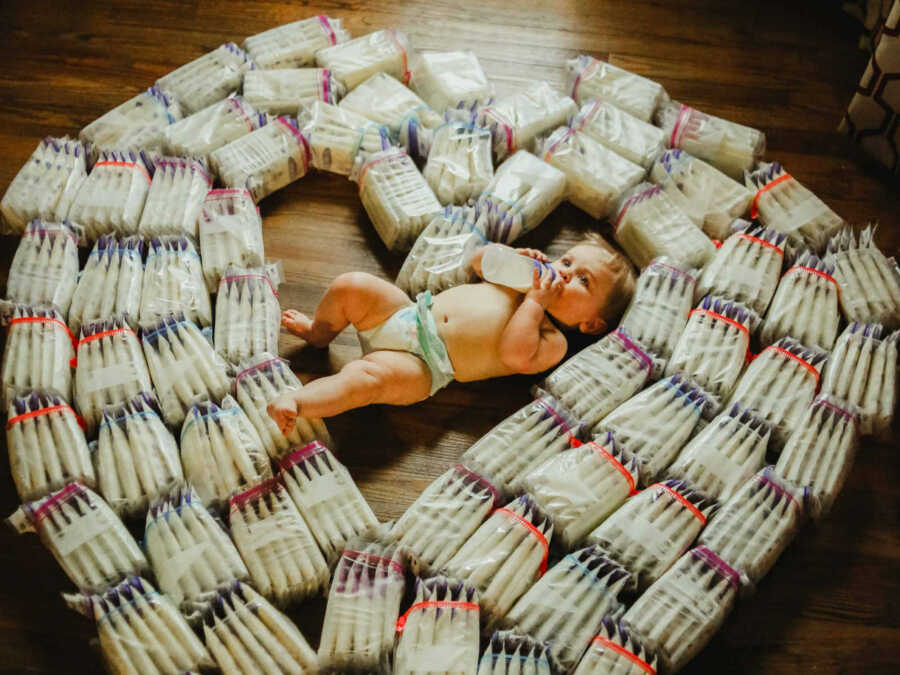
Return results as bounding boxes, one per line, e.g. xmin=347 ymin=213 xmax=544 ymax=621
xmin=1 ymin=12 xmax=898 ymax=675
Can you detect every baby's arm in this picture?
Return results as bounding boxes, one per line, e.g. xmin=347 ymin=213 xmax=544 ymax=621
xmin=499 ymin=267 xmax=568 ymax=374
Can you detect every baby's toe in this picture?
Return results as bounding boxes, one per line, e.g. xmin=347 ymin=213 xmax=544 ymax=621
xmin=282 ymin=311 xmax=312 ymax=334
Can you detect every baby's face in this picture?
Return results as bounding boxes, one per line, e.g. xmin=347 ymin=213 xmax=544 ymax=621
xmin=546 ymin=244 xmax=618 ymax=333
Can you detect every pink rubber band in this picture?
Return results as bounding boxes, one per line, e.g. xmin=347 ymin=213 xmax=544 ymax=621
xmin=571 ymin=57 xmax=599 ymax=102
xmin=668 ymin=104 xmax=693 ymax=149
xmin=229 ymin=477 xmax=281 ymax=509
xmin=317 ymin=15 xmax=337 ymax=45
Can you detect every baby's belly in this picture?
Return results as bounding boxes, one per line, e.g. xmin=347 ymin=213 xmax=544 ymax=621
xmin=442 ymin=336 xmax=510 ymax=381
xmin=431 ymin=284 xmax=522 ymax=381
xmin=434 ymin=317 xmax=516 ymax=381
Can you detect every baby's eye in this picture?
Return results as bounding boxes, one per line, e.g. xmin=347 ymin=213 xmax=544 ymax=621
xmin=562 ymin=258 xmax=571 ymax=267
xmin=579 ymin=275 xmax=589 ymax=286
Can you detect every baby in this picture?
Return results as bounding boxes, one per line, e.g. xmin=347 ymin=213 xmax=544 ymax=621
xmin=268 ymin=234 xmax=635 ymax=432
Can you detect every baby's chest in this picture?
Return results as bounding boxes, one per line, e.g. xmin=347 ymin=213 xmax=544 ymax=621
xmin=438 ymin=302 xmax=516 ymax=340
xmin=434 ymin=285 xmax=521 ymax=327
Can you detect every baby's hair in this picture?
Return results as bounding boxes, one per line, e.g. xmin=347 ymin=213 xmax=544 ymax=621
xmin=581 ymin=232 xmax=637 ymax=324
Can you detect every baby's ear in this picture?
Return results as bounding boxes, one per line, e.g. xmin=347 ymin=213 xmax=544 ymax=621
xmin=579 ymin=317 xmax=607 ymax=335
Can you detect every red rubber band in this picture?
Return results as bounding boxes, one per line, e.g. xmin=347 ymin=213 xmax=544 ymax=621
xmin=7 ymin=404 xmax=85 ymax=431
xmin=77 ymin=327 xmax=136 ymax=348
xmin=736 ymin=232 xmax=783 ymax=256
xmin=9 ymin=316 xmax=76 ymax=348
xmin=395 ymin=600 xmax=479 ymax=633
xmin=387 ymin=29 xmax=410 ymax=84
xmin=496 ymin=507 xmax=549 ymax=576
xmin=688 ymin=309 xmax=749 ymax=337
xmin=750 ymin=172 xmax=792 ymax=219
xmin=591 ymin=636 xmax=657 ymax=675
xmin=764 ymin=345 xmax=820 ymax=387
xmin=590 ymin=441 xmax=638 ymax=496
xmin=654 ymin=483 xmax=706 ymax=525
xmin=786 ymin=265 xmax=839 ymax=290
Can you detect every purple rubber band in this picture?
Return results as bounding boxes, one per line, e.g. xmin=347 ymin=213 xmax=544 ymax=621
xmin=612 ymin=329 xmax=653 ymax=373
xmin=691 ymin=546 xmax=741 ymax=591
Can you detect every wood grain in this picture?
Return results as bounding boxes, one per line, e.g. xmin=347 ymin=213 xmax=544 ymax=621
xmin=0 ymin=1 xmax=897 ymax=673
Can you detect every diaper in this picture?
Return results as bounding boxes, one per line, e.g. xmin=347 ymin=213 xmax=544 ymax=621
xmin=358 ymin=291 xmax=455 ymax=394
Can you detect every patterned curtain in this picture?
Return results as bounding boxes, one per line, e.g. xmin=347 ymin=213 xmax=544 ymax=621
xmin=841 ymin=0 xmax=900 ymax=172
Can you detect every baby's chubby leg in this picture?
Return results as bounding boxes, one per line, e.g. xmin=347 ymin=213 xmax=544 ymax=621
xmin=282 ymin=272 xmax=413 ymax=347
xmin=267 ymin=350 xmax=432 ymax=426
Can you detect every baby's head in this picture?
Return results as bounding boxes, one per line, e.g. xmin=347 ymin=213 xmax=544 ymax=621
xmin=546 ymin=233 xmax=636 ymax=334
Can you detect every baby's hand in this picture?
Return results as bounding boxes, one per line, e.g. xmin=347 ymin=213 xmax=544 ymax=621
xmin=267 ymin=393 xmax=299 ymax=435
xmin=526 ymin=265 xmax=564 ymax=308
xmin=516 ymin=247 xmax=549 ymax=263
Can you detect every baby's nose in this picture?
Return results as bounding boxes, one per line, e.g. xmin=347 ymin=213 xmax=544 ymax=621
xmin=557 ymin=268 xmax=571 ymax=282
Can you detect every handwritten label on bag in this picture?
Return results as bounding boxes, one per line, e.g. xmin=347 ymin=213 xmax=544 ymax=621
xmin=204 ymin=214 xmax=252 ymax=238
xmin=83 ymin=362 xmax=142 ymax=393
xmin=47 ymin=506 xmax=110 ymax=556
xmin=297 ymin=472 xmax=354 ymax=507
xmin=158 ymin=542 xmax=209 ymax=594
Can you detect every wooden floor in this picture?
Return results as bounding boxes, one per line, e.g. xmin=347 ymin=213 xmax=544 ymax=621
xmin=0 ymin=0 xmax=898 ymax=672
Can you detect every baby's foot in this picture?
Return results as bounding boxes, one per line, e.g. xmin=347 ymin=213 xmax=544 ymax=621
xmin=282 ymin=309 xmax=315 ymax=339
xmin=282 ymin=309 xmax=336 ymax=347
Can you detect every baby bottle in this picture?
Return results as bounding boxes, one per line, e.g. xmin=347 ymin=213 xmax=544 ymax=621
xmin=481 ymin=244 xmax=555 ymax=292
